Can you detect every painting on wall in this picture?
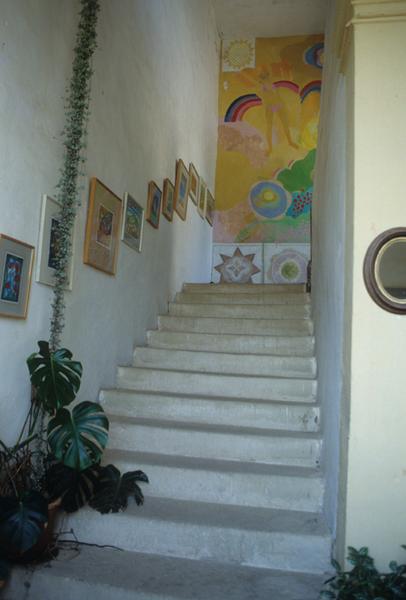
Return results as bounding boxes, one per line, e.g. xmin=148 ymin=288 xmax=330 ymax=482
xmin=174 ymin=159 xmax=189 ymax=221
xmin=188 ymin=163 xmax=200 ymax=205
xmin=146 ymin=181 xmax=162 ymax=229
xmin=264 ymin=243 xmax=310 ymax=284
xmin=206 ymin=189 xmax=215 ymax=227
xmin=212 ymin=244 xmax=263 ymax=284
xmin=122 ymin=193 xmax=144 ymax=252
xmin=83 ymin=177 xmax=122 ymax=275
xmin=162 ymin=178 xmax=175 ymax=222
xmin=215 ymin=36 xmax=323 ymax=246
xmin=198 ymin=178 xmax=207 ymax=219
xmin=36 ymin=195 xmax=74 ymax=288
xmin=0 ymin=234 xmax=34 ymax=319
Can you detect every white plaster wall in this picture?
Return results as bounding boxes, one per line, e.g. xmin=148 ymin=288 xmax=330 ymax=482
xmin=0 ymin=0 xmax=219 ymax=445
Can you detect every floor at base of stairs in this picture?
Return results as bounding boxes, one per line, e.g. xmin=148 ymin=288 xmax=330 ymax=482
xmin=5 ymin=546 xmax=328 ymax=600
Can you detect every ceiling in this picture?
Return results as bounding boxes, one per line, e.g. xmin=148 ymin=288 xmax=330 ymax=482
xmin=212 ymin=0 xmax=327 ymax=38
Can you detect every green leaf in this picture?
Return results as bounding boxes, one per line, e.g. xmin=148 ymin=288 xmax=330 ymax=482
xmin=48 ymin=401 xmax=109 ymax=471
xmin=27 ymin=341 xmax=82 ymax=412
xmin=276 ymin=149 xmax=316 ymax=193
xmin=0 ymin=491 xmax=48 ymax=555
xmin=89 ymin=464 xmax=148 ymax=514
xmin=46 ymin=461 xmax=102 ymax=513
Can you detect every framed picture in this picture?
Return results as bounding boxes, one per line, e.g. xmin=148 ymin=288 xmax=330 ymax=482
xmin=83 ymin=177 xmax=122 ymax=275
xmin=174 ymin=159 xmax=189 ymax=221
xmin=162 ymin=178 xmax=175 ymax=222
xmin=206 ymin=189 xmax=215 ymax=226
xmin=36 ymin=195 xmax=74 ymax=288
xmin=147 ymin=181 xmax=162 ymax=229
xmin=188 ymin=163 xmax=200 ymax=205
xmin=198 ymin=177 xmax=207 ymax=219
xmin=0 ymin=234 xmax=34 ymax=319
xmin=121 ymin=193 xmax=144 ymax=252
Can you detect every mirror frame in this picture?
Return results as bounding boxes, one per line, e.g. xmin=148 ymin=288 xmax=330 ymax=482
xmin=363 ymin=227 xmax=406 ymax=314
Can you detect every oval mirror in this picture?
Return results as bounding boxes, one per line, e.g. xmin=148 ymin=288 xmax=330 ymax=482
xmin=364 ymin=228 xmax=406 ymax=314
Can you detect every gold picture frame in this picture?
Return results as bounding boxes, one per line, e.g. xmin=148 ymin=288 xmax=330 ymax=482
xmin=162 ymin=178 xmax=175 ymax=222
xmin=188 ymin=163 xmax=200 ymax=205
xmin=197 ymin=177 xmax=207 ymax=219
xmin=206 ymin=189 xmax=215 ymax=226
xmin=174 ymin=159 xmax=189 ymax=221
xmin=146 ymin=181 xmax=162 ymax=229
xmin=83 ymin=178 xmax=122 ymax=275
xmin=0 ymin=234 xmax=34 ymax=319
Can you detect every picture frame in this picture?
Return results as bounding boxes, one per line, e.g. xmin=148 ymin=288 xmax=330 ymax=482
xmin=83 ymin=177 xmax=122 ymax=275
xmin=36 ymin=195 xmax=74 ymax=288
xmin=121 ymin=192 xmax=144 ymax=252
xmin=162 ymin=178 xmax=175 ymax=222
xmin=0 ymin=234 xmax=34 ymax=319
xmin=198 ymin=177 xmax=207 ymax=219
xmin=174 ymin=159 xmax=189 ymax=221
xmin=147 ymin=181 xmax=162 ymax=229
xmin=206 ymin=189 xmax=215 ymax=226
xmin=188 ymin=163 xmax=200 ymax=205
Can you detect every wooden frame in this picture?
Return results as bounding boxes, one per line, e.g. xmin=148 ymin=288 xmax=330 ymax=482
xmin=174 ymin=159 xmax=189 ymax=221
xmin=197 ymin=177 xmax=207 ymax=219
xmin=162 ymin=178 xmax=175 ymax=222
xmin=36 ymin=195 xmax=74 ymax=288
xmin=83 ymin=177 xmax=122 ymax=275
xmin=146 ymin=181 xmax=162 ymax=229
xmin=363 ymin=227 xmax=406 ymax=315
xmin=188 ymin=163 xmax=200 ymax=205
xmin=0 ymin=234 xmax=34 ymax=319
xmin=205 ymin=189 xmax=215 ymax=226
xmin=121 ymin=192 xmax=144 ymax=252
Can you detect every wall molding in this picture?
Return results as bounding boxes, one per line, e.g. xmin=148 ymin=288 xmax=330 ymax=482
xmin=351 ymin=0 xmax=406 ymax=24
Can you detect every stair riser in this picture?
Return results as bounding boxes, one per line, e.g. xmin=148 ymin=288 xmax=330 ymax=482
xmin=169 ymin=303 xmax=311 ymax=320
xmin=67 ymin=510 xmax=330 ymax=573
xmin=105 ymin=454 xmax=324 ymax=512
xmin=147 ymin=330 xmax=315 ymax=356
xmin=108 ymin=420 xmax=322 ymax=467
xmin=175 ymin=292 xmax=310 ymax=305
xmin=134 ymin=347 xmax=316 ymax=379
xmin=183 ymin=283 xmax=306 ymax=294
xmin=100 ymin=391 xmax=321 ymax=432
xmin=158 ymin=316 xmax=313 ymax=336
xmin=117 ymin=368 xmax=317 ymax=403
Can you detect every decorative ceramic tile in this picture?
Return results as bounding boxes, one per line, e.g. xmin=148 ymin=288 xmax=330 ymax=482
xmin=222 ymin=38 xmax=255 ymax=72
xmin=212 ymin=244 xmax=263 ymax=284
xmin=264 ymin=243 xmax=310 ymax=284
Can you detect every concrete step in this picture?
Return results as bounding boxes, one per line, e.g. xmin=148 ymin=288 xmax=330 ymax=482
xmin=117 ymin=367 xmax=317 ymax=403
xmin=107 ymin=416 xmax=322 ymax=467
xmin=103 ymin=449 xmax=325 ymax=512
xmin=169 ymin=302 xmax=311 ymax=320
xmin=100 ymin=389 xmax=321 ymax=432
xmin=176 ymin=291 xmax=311 ymax=305
xmin=7 ymin=546 xmax=327 ymax=600
xmin=66 ymin=497 xmax=331 ymax=573
xmin=133 ymin=347 xmax=317 ymax=379
xmin=158 ymin=315 xmax=313 ymax=336
xmin=147 ymin=329 xmax=315 ymax=356
xmin=183 ymin=283 xmax=307 ymax=294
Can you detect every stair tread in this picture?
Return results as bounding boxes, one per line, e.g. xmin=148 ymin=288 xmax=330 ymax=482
xmin=138 ymin=346 xmax=316 ymax=361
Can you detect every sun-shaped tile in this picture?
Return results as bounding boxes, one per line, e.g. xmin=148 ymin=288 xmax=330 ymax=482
xmin=222 ymin=39 xmax=255 ymax=72
xmin=214 ymin=247 xmax=261 ymax=283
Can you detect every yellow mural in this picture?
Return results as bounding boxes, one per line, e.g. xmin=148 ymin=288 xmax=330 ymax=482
xmin=214 ymin=35 xmax=324 ymax=243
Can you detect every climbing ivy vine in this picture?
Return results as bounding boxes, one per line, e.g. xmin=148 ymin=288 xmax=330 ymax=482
xmin=49 ymin=0 xmax=100 ymax=350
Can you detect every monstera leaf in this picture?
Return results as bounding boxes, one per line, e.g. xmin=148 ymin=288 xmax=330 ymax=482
xmin=27 ymin=341 xmax=82 ymax=412
xmin=46 ymin=461 xmax=102 ymax=513
xmin=48 ymin=401 xmax=109 ymax=471
xmin=89 ymin=464 xmax=148 ymax=514
xmin=0 ymin=491 xmax=48 ymax=555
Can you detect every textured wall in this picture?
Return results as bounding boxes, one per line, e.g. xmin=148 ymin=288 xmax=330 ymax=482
xmin=0 ymin=0 xmax=219 ymax=445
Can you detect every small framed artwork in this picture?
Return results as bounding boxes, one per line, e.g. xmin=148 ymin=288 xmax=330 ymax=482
xmin=83 ymin=177 xmax=122 ymax=275
xmin=36 ymin=195 xmax=74 ymax=288
xmin=0 ymin=234 xmax=34 ymax=319
xmin=206 ymin=189 xmax=215 ymax=226
xmin=147 ymin=181 xmax=162 ymax=229
xmin=174 ymin=159 xmax=189 ymax=221
xmin=162 ymin=178 xmax=175 ymax=222
xmin=198 ymin=178 xmax=207 ymax=219
xmin=121 ymin=193 xmax=144 ymax=252
xmin=188 ymin=163 xmax=200 ymax=205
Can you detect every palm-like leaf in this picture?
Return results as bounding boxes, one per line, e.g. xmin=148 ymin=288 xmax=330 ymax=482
xmin=27 ymin=341 xmax=82 ymax=412
xmin=0 ymin=491 xmax=48 ymax=555
xmin=46 ymin=461 xmax=102 ymax=513
xmin=48 ymin=401 xmax=109 ymax=471
xmin=89 ymin=464 xmax=148 ymax=514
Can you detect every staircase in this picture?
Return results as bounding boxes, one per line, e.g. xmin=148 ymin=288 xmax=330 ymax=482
xmin=8 ymin=283 xmax=331 ymax=599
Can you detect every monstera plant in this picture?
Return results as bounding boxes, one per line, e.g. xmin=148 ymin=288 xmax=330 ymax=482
xmin=0 ymin=341 xmax=148 ymax=584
